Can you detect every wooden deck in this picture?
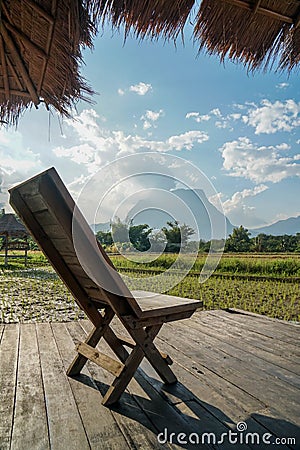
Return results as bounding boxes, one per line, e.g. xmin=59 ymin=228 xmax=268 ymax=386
xmin=0 ymin=309 xmax=299 ymax=449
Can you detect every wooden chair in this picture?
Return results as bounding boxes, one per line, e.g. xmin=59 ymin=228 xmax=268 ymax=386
xmin=9 ymin=167 xmax=203 ymax=406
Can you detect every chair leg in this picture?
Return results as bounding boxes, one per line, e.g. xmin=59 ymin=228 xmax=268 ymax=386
xmin=67 ymin=308 xmax=114 ymax=376
xmin=135 ymin=325 xmax=177 ymax=385
xmin=102 ymin=345 xmax=145 ymax=406
xmin=102 ymin=324 xmax=177 ymax=406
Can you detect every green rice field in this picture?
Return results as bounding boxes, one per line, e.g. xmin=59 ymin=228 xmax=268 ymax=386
xmin=0 ymin=252 xmax=299 ymax=323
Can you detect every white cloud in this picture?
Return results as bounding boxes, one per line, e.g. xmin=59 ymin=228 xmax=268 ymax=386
xmin=0 ymin=129 xmax=41 ymax=175
xmin=0 ymin=128 xmax=43 ymax=210
xmin=220 ymin=137 xmax=300 ymax=183
xmin=242 ymin=99 xmax=300 ymax=134
xmin=229 ymin=113 xmax=242 ymax=120
xmin=53 ymin=144 xmax=102 ymax=171
xmin=276 ymin=82 xmax=289 ymax=89
xmin=117 ymin=88 xmax=125 ymax=96
xmin=210 ymin=108 xmax=222 ymax=118
xmin=53 ymin=109 xmax=209 ymax=174
xmin=130 ymin=82 xmax=152 ymax=96
xmin=186 ymin=112 xmax=211 ymax=123
xmin=141 ymin=109 xmax=164 ymax=129
xmin=222 ymin=185 xmax=268 ymax=214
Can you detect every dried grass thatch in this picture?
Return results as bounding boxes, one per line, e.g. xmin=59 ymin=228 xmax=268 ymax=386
xmin=194 ymin=0 xmax=300 ymax=72
xmin=0 ymin=213 xmax=28 ymax=236
xmin=0 ymin=0 xmax=95 ymax=126
xmin=0 ymin=1 xmax=300 ymax=126
xmin=91 ymin=0 xmax=300 ymax=72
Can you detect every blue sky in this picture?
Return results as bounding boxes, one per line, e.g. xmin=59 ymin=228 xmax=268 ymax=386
xmin=0 ymin=25 xmax=299 ymax=230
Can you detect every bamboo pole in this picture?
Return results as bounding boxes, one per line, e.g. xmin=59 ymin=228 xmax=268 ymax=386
xmin=0 ymin=23 xmax=40 ymax=106
xmin=0 ymin=36 xmax=10 ymax=101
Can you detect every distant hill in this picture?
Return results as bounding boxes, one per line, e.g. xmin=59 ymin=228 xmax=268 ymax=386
xmin=92 ymin=188 xmax=234 ymax=240
xmin=126 ymin=188 xmax=234 ymax=241
xmin=92 ymin=222 xmax=110 ymax=233
xmin=250 ymin=216 xmax=300 ymax=236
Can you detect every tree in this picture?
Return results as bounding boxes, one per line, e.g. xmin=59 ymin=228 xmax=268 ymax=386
xmin=162 ymin=221 xmax=195 ymax=253
xmin=225 ymin=225 xmax=251 ymax=252
xmin=129 ymin=224 xmax=152 ymax=251
xmin=111 ymin=218 xmax=129 ymax=244
xmin=96 ymin=230 xmax=113 ymax=247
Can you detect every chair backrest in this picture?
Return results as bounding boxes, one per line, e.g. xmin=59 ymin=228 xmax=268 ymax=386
xmin=9 ymin=167 xmax=142 ymax=318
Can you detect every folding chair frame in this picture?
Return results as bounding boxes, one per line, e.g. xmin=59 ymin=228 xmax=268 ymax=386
xmin=9 ymin=167 xmax=202 ymax=406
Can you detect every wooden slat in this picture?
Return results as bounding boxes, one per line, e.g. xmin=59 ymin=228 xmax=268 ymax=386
xmin=51 ymin=322 xmax=131 ymax=449
xmin=10 ymin=189 xmax=103 ymax=326
xmin=160 ymin=321 xmax=300 ymax=424
xmin=222 ymin=0 xmax=294 ymax=23
xmin=0 ymin=89 xmax=30 ymax=98
xmin=10 ymin=324 xmax=49 ymax=450
xmin=114 ymin=332 xmax=172 ymax=364
xmin=67 ymin=308 xmax=115 ymax=377
xmin=252 ymin=0 xmax=262 ymax=14
xmin=26 ymin=194 xmax=48 ymax=214
xmin=210 ymin=309 xmax=300 ymax=345
xmin=82 ymin=320 xmax=229 ymax=449
xmin=0 ymin=36 xmax=10 ymax=101
xmin=294 ymin=9 xmax=300 ymax=28
xmin=23 ymin=0 xmax=55 ymax=24
xmin=1 ymin=23 xmax=40 ymax=105
xmin=149 ymin=337 xmax=279 ymax=441
xmin=4 ymin=21 xmax=47 ymax=60
xmin=77 ymin=321 xmax=187 ymax=449
xmin=124 ymin=309 xmax=195 ymax=329
xmin=202 ymin=311 xmax=300 ymax=363
xmin=0 ymin=324 xmax=4 ymax=344
xmin=36 ymin=323 xmax=90 ymax=450
xmin=76 ymin=342 xmax=124 ymax=376
xmin=37 ymin=173 xmax=142 ymax=317
xmin=0 ymin=325 xmax=20 ymax=450
xmin=185 ymin=315 xmax=300 ymax=389
xmin=6 ymin=55 xmax=24 ymax=90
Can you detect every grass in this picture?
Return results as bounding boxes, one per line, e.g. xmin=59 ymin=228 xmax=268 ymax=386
xmin=0 ymin=267 xmax=84 ymax=323
xmin=110 ymin=253 xmax=300 ymax=278
xmin=0 ymin=252 xmax=299 ymax=323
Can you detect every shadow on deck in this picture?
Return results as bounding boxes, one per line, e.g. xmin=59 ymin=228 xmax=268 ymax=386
xmin=0 ymin=309 xmax=299 ymax=449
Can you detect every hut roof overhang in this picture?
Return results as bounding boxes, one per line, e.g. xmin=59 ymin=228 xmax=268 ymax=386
xmin=0 ymin=0 xmax=300 ymax=126
xmin=0 ymin=213 xmax=28 ymax=237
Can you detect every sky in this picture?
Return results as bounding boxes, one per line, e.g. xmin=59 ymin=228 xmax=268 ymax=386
xmin=0 ymin=24 xmax=300 ymax=232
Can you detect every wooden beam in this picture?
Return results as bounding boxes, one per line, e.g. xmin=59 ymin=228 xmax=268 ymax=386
xmin=1 ymin=2 xmax=13 ymax=25
xmin=222 ymin=0 xmax=293 ymax=24
xmin=0 ymin=37 xmax=10 ymax=101
xmin=294 ymin=7 xmax=300 ymax=28
xmin=76 ymin=343 xmax=124 ymax=377
xmin=23 ymin=0 xmax=55 ymax=24
xmin=0 ymin=89 xmax=31 ymax=98
xmin=6 ymin=55 xmax=24 ymax=90
xmin=4 ymin=21 xmax=47 ymax=60
xmin=37 ymin=0 xmax=57 ymax=97
xmin=253 ymin=0 xmax=262 ymax=15
xmin=0 ymin=24 xmax=40 ymax=106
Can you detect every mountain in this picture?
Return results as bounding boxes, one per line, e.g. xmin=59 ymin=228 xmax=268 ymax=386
xmin=92 ymin=189 xmax=233 ymax=240
xmin=126 ymin=188 xmax=234 ymax=241
xmin=92 ymin=222 xmax=110 ymax=233
xmin=250 ymin=216 xmax=300 ymax=236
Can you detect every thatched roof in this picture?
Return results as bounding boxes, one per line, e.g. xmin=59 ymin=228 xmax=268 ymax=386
xmin=95 ymin=0 xmax=300 ymax=72
xmin=0 ymin=0 xmax=95 ymax=126
xmin=0 ymin=1 xmax=299 ymax=126
xmin=0 ymin=213 xmax=28 ymax=236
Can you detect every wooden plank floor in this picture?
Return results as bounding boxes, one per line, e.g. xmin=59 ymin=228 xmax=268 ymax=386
xmin=0 ymin=310 xmax=299 ymax=449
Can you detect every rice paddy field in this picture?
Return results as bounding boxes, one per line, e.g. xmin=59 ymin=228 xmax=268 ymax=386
xmin=0 ymin=251 xmax=299 ymax=323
